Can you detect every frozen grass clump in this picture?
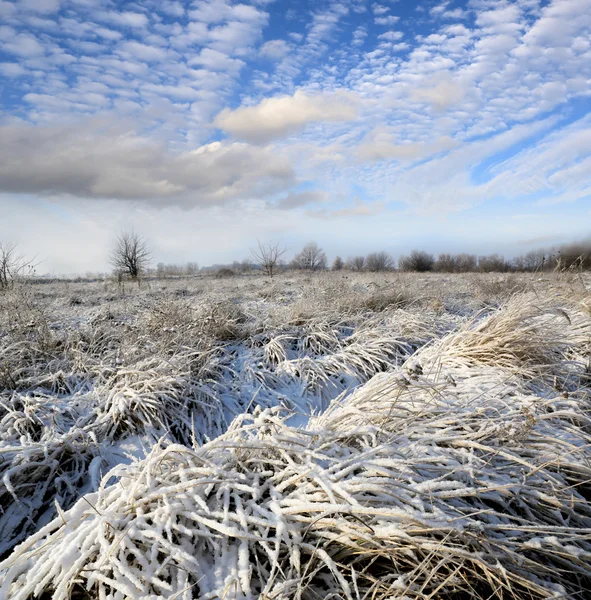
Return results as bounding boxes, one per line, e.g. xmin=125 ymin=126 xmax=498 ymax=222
xmin=419 ymin=292 xmax=591 ymax=384
xmin=2 ymin=365 xmax=591 ymax=599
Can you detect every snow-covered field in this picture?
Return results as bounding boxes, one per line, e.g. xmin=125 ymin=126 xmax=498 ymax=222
xmin=1 ymin=271 xmax=590 ymax=599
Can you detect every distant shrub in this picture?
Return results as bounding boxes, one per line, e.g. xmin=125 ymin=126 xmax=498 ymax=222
xmin=399 ymin=250 xmax=435 ymax=272
xmin=365 ymin=251 xmax=395 ymax=272
xmin=456 ymin=253 xmax=478 ymax=272
xmin=332 ymin=256 xmax=344 ymax=271
xmin=346 ymin=256 xmax=366 ymax=271
xmin=435 ymin=253 xmax=478 ymax=273
xmin=435 ymin=253 xmax=458 ymax=273
xmin=215 ymin=268 xmax=235 ymax=278
xmin=478 ymin=254 xmax=507 ymax=273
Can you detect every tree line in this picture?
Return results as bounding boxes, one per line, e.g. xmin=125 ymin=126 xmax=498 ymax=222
xmin=1 ymin=233 xmax=591 ymax=287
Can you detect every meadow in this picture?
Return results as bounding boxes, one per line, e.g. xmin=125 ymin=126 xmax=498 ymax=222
xmin=0 ymin=270 xmax=590 ymax=599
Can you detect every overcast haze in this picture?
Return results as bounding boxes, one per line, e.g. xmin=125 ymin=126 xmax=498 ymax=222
xmin=0 ymin=0 xmax=590 ymax=273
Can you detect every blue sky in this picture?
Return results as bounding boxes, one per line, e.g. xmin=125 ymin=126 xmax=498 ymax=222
xmin=0 ymin=0 xmax=590 ymax=273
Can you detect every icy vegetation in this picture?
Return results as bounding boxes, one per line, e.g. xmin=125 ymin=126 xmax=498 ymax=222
xmin=1 ymin=271 xmax=590 ymax=599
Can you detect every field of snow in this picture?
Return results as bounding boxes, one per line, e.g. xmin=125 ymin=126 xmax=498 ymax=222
xmin=1 ymin=270 xmax=590 ymax=599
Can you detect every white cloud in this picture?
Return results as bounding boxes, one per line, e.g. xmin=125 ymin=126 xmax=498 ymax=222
xmin=357 ymin=127 xmax=458 ymax=162
xmin=189 ymin=0 xmax=268 ymax=25
xmin=352 ymin=26 xmax=367 ymax=46
xmin=0 ymin=62 xmax=27 ymax=76
xmin=97 ymin=11 xmax=149 ymax=28
xmin=94 ymin=27 xmax=123 ymax=41
xmin=260 ymin=39 xmax=289 ymax=59
xmin=214 ymin=90 xmax=358 ymax=143
xmin=307 ymin=198 xmax=385 ymax=219
xmin=0 ymin=120 xmax=296 ymax=205
xmin=118 ymin=41 xmax=170 ymax=62
xmin=19 ymin=0 xmax=60 ymax=12
xmin=274 ymin=190 xmax=327 ymax=209
xmin=378 ymin=31 xmax=404 ymax=41
xmin=372 ymin=4 xmax=390 ymax=15
xmin=0 ymin=28 xmax=45 ymax=56
xmin=409 ymin=78 xmax=466 ymax=110
xmin=375 ymin=15 xmax=400 ymax=25
xmin=0 ymin=1 xmax=17 ymax=17
xmin=160 ymin=1 xmax=185 ymax=17
xmin=189 ymin=48 xmax=244 ymax=72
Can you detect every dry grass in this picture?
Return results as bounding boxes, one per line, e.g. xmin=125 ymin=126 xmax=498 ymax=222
xmin=0 ymin=272 xmax=590 ymax=599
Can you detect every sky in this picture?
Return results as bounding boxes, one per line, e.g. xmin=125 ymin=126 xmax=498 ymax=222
xmin=0 ymin=0 xmax=590 ymax=273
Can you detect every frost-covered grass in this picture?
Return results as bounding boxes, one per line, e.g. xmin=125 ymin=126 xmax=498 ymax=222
xmin=0 ymin=271 xmax=590 ymax=598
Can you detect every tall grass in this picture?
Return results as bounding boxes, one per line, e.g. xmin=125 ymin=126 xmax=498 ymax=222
xmin=0 ymin=272 xmax=590 ymax=598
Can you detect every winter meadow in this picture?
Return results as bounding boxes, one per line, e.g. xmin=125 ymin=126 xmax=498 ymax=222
xmin=2 ymin=0 xmax=591 ymax=597
xmin=1 ymin=253 xmax=591 ymax=599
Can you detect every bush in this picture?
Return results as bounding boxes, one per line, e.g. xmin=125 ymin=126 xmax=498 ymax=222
xmin=399 ymin=250 xmax=435 ymax=272
xmin=434 ymin=253 xmax=458 ymax=272
xmin=346 ymin=256 xmax=366 ymax=271
xmin=478 ymin=254 xmax=507 ymax=273
xmin=332 ymin=256 xmax=344 ymax=271
xmin=365 ymin=251 xmax=395 ymax=272
xmin=215 ymin=268 xmax=235 ymax=278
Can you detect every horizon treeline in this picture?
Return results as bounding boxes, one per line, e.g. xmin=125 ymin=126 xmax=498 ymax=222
xmin=150 ymin=240 xmax=591 ymax=278
xmin=4 ymin=238 xmax=591 ymax=283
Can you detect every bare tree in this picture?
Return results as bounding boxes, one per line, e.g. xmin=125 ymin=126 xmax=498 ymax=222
xmin=0 ymin=242 xmax=35 ymax=289
xmin=456 ymin=253 xmax=477 ymax=272
xmin=346 ymin=256 xmax=366 ymax=271
xmin=250 ymin=240 xmax=286 ymax=278
xmin=332 ymin=256 xmax=344 ymax=271
xmin=478 ymin=254 xmax=507 ymax=273
xmin=109 ymin=231 xmax=151 ymax=281
xmin=365 ymin=251 xmax=394 ymax=272
xmin=291 ymin=242 xmax=327 ymax=271
xmin=399 ymin=250 xmax=435 ymax=272
xmin=186 ymin=262 xmax=199 ymax=275
xmin=435 ymin=253 xmax=458 ymax=273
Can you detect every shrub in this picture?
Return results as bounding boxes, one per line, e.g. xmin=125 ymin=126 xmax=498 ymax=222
xmin=346 ymin=255 xmax=366 ymax=271
xmin=365 ymin=251 xmax=395 ymax=272
xmin=332 ymin=256 xmax=344 ymax=271
xmin=478 ymin=254 xmax=507 ymax=272
xmin=399 ymin=250 xmax=435 ymax=272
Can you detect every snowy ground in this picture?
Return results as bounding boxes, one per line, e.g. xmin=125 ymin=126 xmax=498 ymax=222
xmin=1 ymin=271 xmax=590 ymax=599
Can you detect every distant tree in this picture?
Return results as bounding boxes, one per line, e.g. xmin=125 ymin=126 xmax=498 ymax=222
xmin=332 ymin=256 xmax=344 ymax=271
xmin=291 ymin=242 xmax=327 ymax=271
xmin=435 ymin=253 xmax=458 ymax=273
xmin=109 ymin=231 xmax=151 ymax=280
xmin=478 ymin=254 xmax=507 ymax=273
xmin=250 ymin=240 xmax=287 ymax=278
xmin=346 ymin=255 xmax=366 ymax=271
xmin=0 ymin=242 xmax=35 ymax=290
xmin=523 ymin=250 xmax=546 ymax=271
xmin=365 ymin=251 xmax=395 ymax=272
xmin=215 ymin=267 xmax=235 ymax=278
xmin=399 ymin=250 xmax=435 ymax=272
xmin=186 ymin=262 xmax=199 ymax=275
xmin=456 ymin=253 xmax=477 ymax=272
